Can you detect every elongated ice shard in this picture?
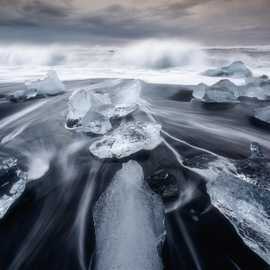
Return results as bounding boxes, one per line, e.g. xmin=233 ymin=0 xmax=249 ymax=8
xmin=93 ymin=160 xmax=165 ymax=270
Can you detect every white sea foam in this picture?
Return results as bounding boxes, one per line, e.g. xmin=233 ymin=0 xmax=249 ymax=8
xmin=1 ymin=41 xmax=262 ymax=85
xmin=115 ymin=39 xmax=207 ymax=69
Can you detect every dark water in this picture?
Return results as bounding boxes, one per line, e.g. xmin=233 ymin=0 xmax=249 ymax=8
xmin=0 ymin=79 xmax=269 ymax=270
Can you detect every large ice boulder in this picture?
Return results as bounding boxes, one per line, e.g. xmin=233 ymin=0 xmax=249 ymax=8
xmin=66 ymin=90 xmax=111 ymax=129
xmin=66 ymin=80 xmax=142 ymax=130
xmin=0 ymin=157 xmax=27 ymax=219
xmin=93 ymin=160 xmax=165 ymax=270
xmin=207 ymin=174 xmax=270 ymax=264
xmin=203 ymin=61 xmax=252 ymax=78
xmin=254 ymin=106 xmax=270 ymax=124
xmin=193 ymin=79 xmax=239 ymax=103
xmin=89 ymin=121 xmax=162 ymax=159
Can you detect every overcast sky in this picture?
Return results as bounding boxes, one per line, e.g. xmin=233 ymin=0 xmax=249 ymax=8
xmin=0 ymin=0 xmax=270 ymax=45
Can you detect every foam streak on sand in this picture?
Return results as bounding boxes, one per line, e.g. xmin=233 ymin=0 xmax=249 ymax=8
xmin=1 ymin=123 xmax=29 ymax=144
xmin=0 ymin=100 xmax=47 ymax=129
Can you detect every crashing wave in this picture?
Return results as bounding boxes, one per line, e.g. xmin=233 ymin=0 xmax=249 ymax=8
xmin=93 ymin=160 xmax=165 ymax=270
xmin=89 ymin=121 xmax=162 ymax=159
xmin=203 ymin=61 xmax=252 ymax=78
xmin=116 ymin=39 xmax=206 ymax=69
xmin=0 ymin=157 xmax=27 ymax=219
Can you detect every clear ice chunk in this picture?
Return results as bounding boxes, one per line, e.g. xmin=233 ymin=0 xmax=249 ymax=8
xmin=66 ymin=80 xmax=142 ymax=131
xmin=89 ymin=121 xmax=162 ymax=159
xmin=8 ymin=71 xmax=65 ymax=102
xmin=93 ymin=160 xmax=165 ymax=270
xmin=193 ymin=79 xmax=239 ymax=103
xmin=81 ymin=110 xmax=112 ymax=135
xmin=25 ymin=71 xmax=65 ymax=96
xmin=207 ymin=174 xmax=270 ymax=264
xmin=0 ymin=157 xmax=27 ymax=219
xmin=66 ymin=90 xmax=111 ymax=129
xmin=203 ymin=61 xmax=252 ymax=78
xmin=109 ymin=79 xmax=142 ymax=106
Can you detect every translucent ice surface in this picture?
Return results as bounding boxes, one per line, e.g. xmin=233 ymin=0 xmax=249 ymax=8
xmin=93 ymin=160 xmax=165 ymax=270
xmin=193 ymin=79 xmax=239 ymax=103
xmin=254 ymin=106 xmax=270 ymax=124
xmin=0 ymin=157 xmax=27 ymax=219
xmin=66 ymin=80 xmax=141 ymax=130
xmin=66 ymin=90 xmax=111 ymax=128
xmin=81 ymin=110 xmax=112 ymax=135
xmin=25 ymin=70 xmax=65 ymax=96
xmin=207 ymin=174 xmax=270 ymax=264
xmin=89 ymin=121 xmax=162 ymax=159
xmin=203 ymin=61 xmax=252 ymax=78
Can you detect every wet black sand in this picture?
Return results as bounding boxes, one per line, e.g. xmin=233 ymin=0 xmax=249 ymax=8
xmin=0 ymin=79 xmax=269 ymax=270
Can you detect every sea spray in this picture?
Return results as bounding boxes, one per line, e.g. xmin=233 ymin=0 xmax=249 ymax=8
xmin=116 ymin=39 xmax=206 ymax=69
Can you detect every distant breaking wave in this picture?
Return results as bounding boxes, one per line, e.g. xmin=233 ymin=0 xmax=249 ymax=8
xmin=0 ymin=45 xmax=69 ymax=66
xmin=0 ymin=41 xmax=270 ymax=83
xmin=0 ymin=41 xmax=206 ymax=69
xmin=116 ymin=39 xmax=207 ymax=69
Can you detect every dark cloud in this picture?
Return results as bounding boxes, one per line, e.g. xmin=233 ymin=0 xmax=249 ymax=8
xmin=0 ymin=0 xmax=269 ymax=45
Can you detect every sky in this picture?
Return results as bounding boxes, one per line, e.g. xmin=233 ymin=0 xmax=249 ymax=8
xmin=0 ymin=0 xmax=270 ymax=46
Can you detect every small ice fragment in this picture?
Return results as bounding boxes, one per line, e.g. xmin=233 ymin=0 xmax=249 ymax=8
xmin=25 ymin=70 xmax=65 ymax=96
xmin=8 ymin=71 xmax=65 ymax=102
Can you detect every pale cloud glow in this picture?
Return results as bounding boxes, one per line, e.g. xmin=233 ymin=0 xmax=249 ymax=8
xmin=0 ymin=0 xmax=269 ymax=45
